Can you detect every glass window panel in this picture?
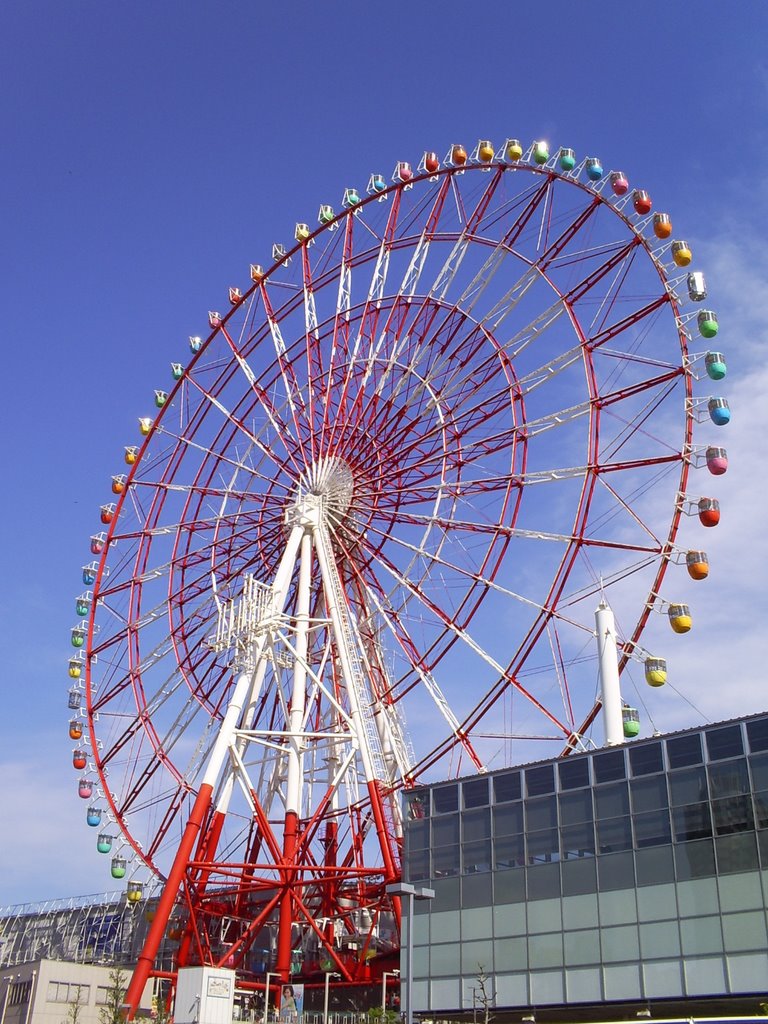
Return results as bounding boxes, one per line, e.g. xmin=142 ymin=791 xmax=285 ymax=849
xmin=559 ymin=789 xmax=593 ymax=826
xmin=705 ymin=724 xmax=744 ymax=761
xmin=593 ymin=749 xmax=626 ymax=783
xmin=405 ymin=850 xmax=430 ymax=882
xmin=493 ymin=867 xmax=525 ymax=904
xmin=462 ymin=840 xmax=491 ymax=874
xmin=629 ymin=742 xmax=664 ymax=776
xmin=680 ymin=914 xmax=723 ymax=956
xmin=528 ymin=931 xmax=564 ymax=969
xmin=406 ymin=820 xmax=430 ymax=851
xmin=634 ymin=809 xmax=672 ymax=847
xmin=494 ymin=834 xmax=525 ymax=869
xmin=559 ymin=757 xmax=591 ymax=790
xmin=601 ymin=924 xmax=639 ymax=963
xmin=759 ymin=829 xmax=768 ymax=867
xmin=433 ymin=845 xmax=460 ymax=877
xmin=526 ymin=764 xmax=555 ymax=796
xmin=721 ymin=909 xmax=768 ymax=952
xmin=561 ymin=823 xmax=596 ymax=859
xmin=564 ymin=928 xmax=601 ymax=966
xmin=666 ymin=732 xmax=703 ymax=768
xmin=429 ymin=942 xmax=461 ymax=975
xmin=463 ymin=777 xmax=489 ymax=809
xmin=630 ymin=776 xmax=668 ymax=813
xmin=671 ymin=803 xmax=711 ymax=842
xmin=493 ymin=803 xmax=523 ymax=837
xmin=715 ymin=833 xmax=759 ymax=874
xmin=597 ymin=816 xmax=632 ymax=853
xmin=462 ymin=808 xmax=491 ymax=841
xmin=597 ymin=851 xmax=635 ymax=891
xmin=635 ymin=846 xmax=675 ymax=886
xmin=493 ymin=771 xmax=521 ymax=803
xmin=750 ymin=753 xmax=768 ymax=791
xmin=674 ymin=838 xmax=715 ymax=880
xmin=527 ymin=828 xmax=560 ymax=863
xmin=561 ymin=857 xmax=597 ymax=896
xmin=431 ymin=875 xmax=461 ymax=911
xmin=461 ymin=871 xmax=493 ymax=908
xmin=712 ymin=795 xmax=754 ymax=835
xmin=405 ymin=791 xmax=429 ymax=820
xmin=527 ymin=862 xmax=561 ymax=900
xmin=432 ymin=814 xmax=460 ymax=846
xmin=525 ymin=795 xmax=557 ymax=831
xmin=595 ymin=782 xmax=629 ymax=819
xmin=747 ymin=716 xmax=768 ymax=752
xmin=432 ymin=786 xmax=458 ymax=814
xmin=669 ymin=766 xmax=708 ymax=805
xmin=754 ymin=789 xmax=768 ymax=829
xmin=708 ymin=759 xmax=749 ymax=798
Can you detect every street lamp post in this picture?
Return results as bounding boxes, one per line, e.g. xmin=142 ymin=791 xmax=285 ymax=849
xmin=386 ymin=883 xmax=435 ymax=1024
xmin=380 ymin=971 xmax=400 ymax=1014
xmin=323 ymin=971 xmax=340 ymax=1024
xmin=263 ymin=973 xmax=279 ymax=1024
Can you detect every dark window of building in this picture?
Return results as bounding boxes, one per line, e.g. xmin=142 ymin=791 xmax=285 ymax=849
xmin=561 ymin=856 xmax=597 ymax=896
xmin=709 ymin=759 xmax=749 ymax=798
xmin=559 ymin=789 xmax=593 ymax=826
xmin=630 ymin=776 xmax=668 ymax=813
xmin=561 ymin=822 xmax=596 ymax=859
xmin=749 ymin=752 xmax=768 ymax=791
xmin=674 ymin=838 xmax=715 ymax=880
xmin=747 ymin=717 xmax=768 ymax=753
xmin=711 ymin=795 xmax=754 ymax=835
xmin=706 ymin=724 xmax=744 ymax=761
xmin=406 ymin=849 xmax=430 ymax=881
xmin=669 ymin=766 xmax=708 ymax=806
xmin=463 ymin=777 xmax=489 ymax=809
xmin=635 ymin=845 xmax=675 ymax=886
xmin=493 ymin=771 xmax=522 ymax=803
xmin=406 ymin=820 xmax=430 ymax=851
xmin=715 ymin=833 xmax=759 ymax=874
xmin=405 ymin=792 xmax=429 ymax=820
xmin=433 ymin=845 xmax=460 ymax=877
xmin=593 ymin=749 xmax=626 ymax=783
xmin=526 ymin=862 xmax=561 ymax=900
xmin=754 ymin=790 xmax=768 ymax=829
xmin=493 ymin=867 xmax=526 ymax=904
xmin=758 ymin=830 xmax=768 ymax=868
xmin=629 ymin=742 xmax=664 ymax=776
xmin=432 ymin=814 xmax=460 ymax=847
xmin=667 ymin=733 xmax=703 ymax=768
xmin=595 ymin=781 xmax=629 ymax=820
xmin=493 ymin=803 xmax=523 ymax=837
xmin=527 ymin=828 xmax=559 ymax=864
xmin=634 ymin=809 xmax=672 ymax=847
xmin=526 ymin=764 xmax=555 ymax=796
xmin=463 ymin=808 xmax=491 ymax=841
xmin=597 ymin=850 xmax=635 ymax=890
xmin=462 ymin=840 xmax=492 ymax=874
xmin=494 ymin=834 xmax=525 ymax=869
xmin=432 ymin=785 xmax=458 ymax=814
xmin=525 ymin=795 xmax=557 ymax=831
xmin=431 ymin=875 xmax=461 ymax=911
xmin=597 ymin=816 xmax=633 ymax=854
xmin=672 ymin=803 xmax=712 ymax=842
xmin=462 ymin=870 xmax=493 ymax=908
xmin=559 ymin=757 xmax=591 ymax=790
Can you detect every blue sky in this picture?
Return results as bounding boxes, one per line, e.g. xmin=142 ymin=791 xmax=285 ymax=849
xmin=1 ymin=2 xmax=767 ymax=907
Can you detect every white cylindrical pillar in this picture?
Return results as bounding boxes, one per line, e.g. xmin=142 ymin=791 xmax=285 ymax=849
xmin=595 ymin=599 xmax=624 ymax=746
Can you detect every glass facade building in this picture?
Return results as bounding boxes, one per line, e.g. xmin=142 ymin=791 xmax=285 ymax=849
xmin=402 ymin=712 xmax=768 ymax=1016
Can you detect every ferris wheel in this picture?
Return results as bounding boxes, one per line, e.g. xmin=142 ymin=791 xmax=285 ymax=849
xmin=66 ymin=138 xmax=729 ymax=1011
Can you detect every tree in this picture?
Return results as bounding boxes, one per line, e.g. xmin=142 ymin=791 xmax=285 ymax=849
xmin=65 ymin=986 xmax=86 ymax=1024
xmin=99 ymin=968 xmax=128 ymax=1024
xmin=473 ymin=966 xmax=495 ymax=1024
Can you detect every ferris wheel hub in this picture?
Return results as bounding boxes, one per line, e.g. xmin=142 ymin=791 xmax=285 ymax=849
xmin=288 ymin=457 xmax=355 ymax=530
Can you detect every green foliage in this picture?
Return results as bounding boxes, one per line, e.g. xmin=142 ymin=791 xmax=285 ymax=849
xmin=98 ymin=968 xmax=128 ymax=1024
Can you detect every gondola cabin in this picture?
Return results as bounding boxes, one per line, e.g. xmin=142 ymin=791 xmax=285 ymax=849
xmin=668 ymin=604 xmax=692 ymax=633
xmin=68 ymin=689 xmax=82 ymax=710
xmin=671 ymin=240 xmax=692 ymax=267
xmin=250 ymin=265 xmax=264 ymax=283
xmin=688 ymin=272 xmax=707 ymax=302
xmin=111 ymin=856 xmax=127 ymax=879
xmin=506 ymin=139 xmax=523 ymax=161
xmin=189 ymin=335 xmax=203 ymax=352
xmin=451 ymin=144 xmax=468 ymax=166
xmin=294 ymin=223 xmax=310 ymax=243
xmin=343 ymin=188 xmax=361 ymax=206
xmin=622 ymin=706 xmax=640 ymax=738
xmin=76 ymin=595 xmax=91 ymax=617
xmin=698 ymin=310 xmax=719 ymax=338
xmin=586 ymin=157 xmax=603 ymax=180
xmin=111 ymin=475 xmax=125 ymax=495
xmin=686 ymin=550 xmax=710 ymax=580
xmin=533 ymin=140 xmax=549 ymax=165
xmin=69 ymin=720 xmax=83 ymax=740
xmin=698 ymin=497 xmax=721 ymax=527
xmin=318 ymin=205 xmax=334 ymax=224
xmin=100 ymin=504 xmax=115 ymax=525
xmin=705 ymin=352 xmax=727 ymax=380
xmin=424 ymin=151 xmax=440 ymax=173
xmin=71 ymin=626 xmax=85 ymax=649
xmin=395 ymin=161 xmax=413 ymax=181
xmin=171 ymin=363 xmax=184 ymax=381
xmin=97 ymin=834 xmax=113 ymax=854
xmin=72 ymin=750 xmax=87 ymax=770
xmin=645 ymin=657 xmax=667 ymax=687
xmin=69 ymin=657 xmax=82 ymax=678
xmin=705 ymin=446 xmax=728 ymax=475
xmin=559 ymin=148 xmax=576 ymax=171
xmin=633 ymin=190 xmax=652 ymax=214
xmin=708 ymin=398 xmax=731 ymax=426
xmin=228 ymin=287 xmax=243 ymax=305
xmin=90 ymin=535 xmax=105 ymax=555
xmin=127 ymin=882 xmax=143 ymax=904
xmin=154 ymin=390 xmax=168 ymax=408
xmin=78 ymin=779 xmax=94 ymax=799
xmin=87 ymin=807 xmax=102 ymax=827
xmin=477 ymin=141 xmax=495 ymax=163
xmin=139 ymin=418 xmax=152 ymax=436
xmin=653 ymin=213 xmax=672 ymax=239
xmin=125 ymin=446 xmax=138 ymax=465
xmin=208 ymin=311 xmax=222 ymax=328
xmin=82 ymin=564 xmax=97 ymax=585
xmin=610 ymin=172 xmax=629 ymax=196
